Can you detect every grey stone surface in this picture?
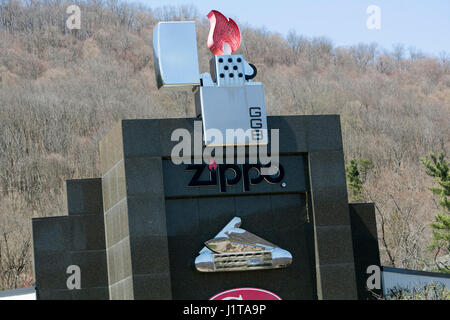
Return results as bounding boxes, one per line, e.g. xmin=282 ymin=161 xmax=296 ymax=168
xmin=350 ymin=203 xmax=379 ymax=240
xmin=123 ymin=156 xmax=172 ymax=299
xmin=349 ymin=203 xmax=381 ymax=300
xmin=106 ymin=237 xmax=132 ymax=287
xmin=37 ymin=287 xmax=110 ymax=300
xmin=109 ymin=276 xmax=134 ymax=300
xmin=33 ymin=114 xmax=369 ymax=300
xmin=32 ymin=178 xmax=109 ymax=299
xmin=133 ymin=273 xmax=172 ymax=300
xmin=317 ymin=263 xmax=358 ymax=300
xmin=129 ymin=235 xmax=171 ymax=274
xmin=70 ymin=251 xmax=109 ymax=288
xmin=99 ymin=121 xmax=124 ymax=176
xmin=37 ymin=289 xmax=74 ymax=300
xmin=100 ymin=127 xmax=134 ymax=299
xmin=104 ymin=199 xmax=129 ymax=248
xmin=126 ymin=195 xmax=166 ymax=237
xmin=314 ymin=225 xmax=356 ymax=265
xmin=72 ymin=287 xmax=110 ymax=300
xmin=308 ymin=149 xmax=357 ymax=299
xmin=308 ymin=150 xmax=351 ymax=226
xmin=104 ymin=115 xmax=357 ymax=300
xmin=32 ymin=217 xmax=70 ymax=252
xmin=33 ymin=249 xmax=71 ymax=290
xmin=69 ymin=214 xmax=106 ymax=251
xmin=124 ymin=157 xmax=165 ymax=196
xmin=66 ymin=179 xmax=103 ymax=215
xmin=122 ymin=119 xmax=163 ymax=157
xmin=119 ymin=115 xmax=343 ymax=158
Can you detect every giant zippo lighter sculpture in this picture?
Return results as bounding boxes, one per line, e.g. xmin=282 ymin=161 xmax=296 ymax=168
xmin=153 ymin=10 xmax=268 ymax=146
xmin=153 ymin=11 xmax=291 ymax=272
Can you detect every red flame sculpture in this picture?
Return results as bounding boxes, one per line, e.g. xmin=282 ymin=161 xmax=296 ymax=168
xmin=207 ymin=10 xmax=241 ymax=55
xmin=208 ymin=158 xmax=217 ymax=171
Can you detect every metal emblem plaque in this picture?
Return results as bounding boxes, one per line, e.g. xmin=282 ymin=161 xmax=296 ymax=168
xmin=195 ymin=217 xmax=292 ymax=272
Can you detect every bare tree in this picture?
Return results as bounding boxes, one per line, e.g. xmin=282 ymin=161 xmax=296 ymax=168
xmin=0 ymin=232 xmax=32 ymax=290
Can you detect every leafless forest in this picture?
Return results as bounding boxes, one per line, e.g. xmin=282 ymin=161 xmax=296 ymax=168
xmin=0 ymin=1 xmax=449 ymax=290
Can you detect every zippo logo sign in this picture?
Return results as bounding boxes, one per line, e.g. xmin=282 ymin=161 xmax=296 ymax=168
xmin=187 ymin=163 xmax=285 ymax=192
xmin=209 ymin=288 xmax=282 ymax=300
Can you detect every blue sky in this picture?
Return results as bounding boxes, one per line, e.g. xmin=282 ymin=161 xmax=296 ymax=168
xmin=129 ymin=0 xmax=449 ymax=57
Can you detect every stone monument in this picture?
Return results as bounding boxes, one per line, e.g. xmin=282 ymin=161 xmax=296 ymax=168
xmin=31 ymin=10 xmax=381 ymax=300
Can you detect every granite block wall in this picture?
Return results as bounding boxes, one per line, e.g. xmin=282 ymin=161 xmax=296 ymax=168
xmin=95 ymin=115 xmax=358 ymax=299
xmin=32 ymin=179 xmax=109 ymax=300
xmin=99 ymin=122 xmax=134 ymax=299
xmin=349 ymin=203 xmax=382 ymax=299
xmin=32 ymin=115 xmax=378 ymax=300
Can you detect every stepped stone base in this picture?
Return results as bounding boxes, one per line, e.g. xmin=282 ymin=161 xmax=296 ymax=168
xmin=32 ymin=115 xmax=381 ymax=300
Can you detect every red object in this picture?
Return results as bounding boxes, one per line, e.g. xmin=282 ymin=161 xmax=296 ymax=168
xmin=207 ymin=10 xmax=241 ymax=55
xmin=209 ymin=288 xmax=282 ymax=300
xmin=208 ymin=158 xmax=217 ymax=171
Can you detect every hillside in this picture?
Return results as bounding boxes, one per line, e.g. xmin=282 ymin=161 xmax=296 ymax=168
xmin=0 ymin=0 xmax=449 ymax=290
